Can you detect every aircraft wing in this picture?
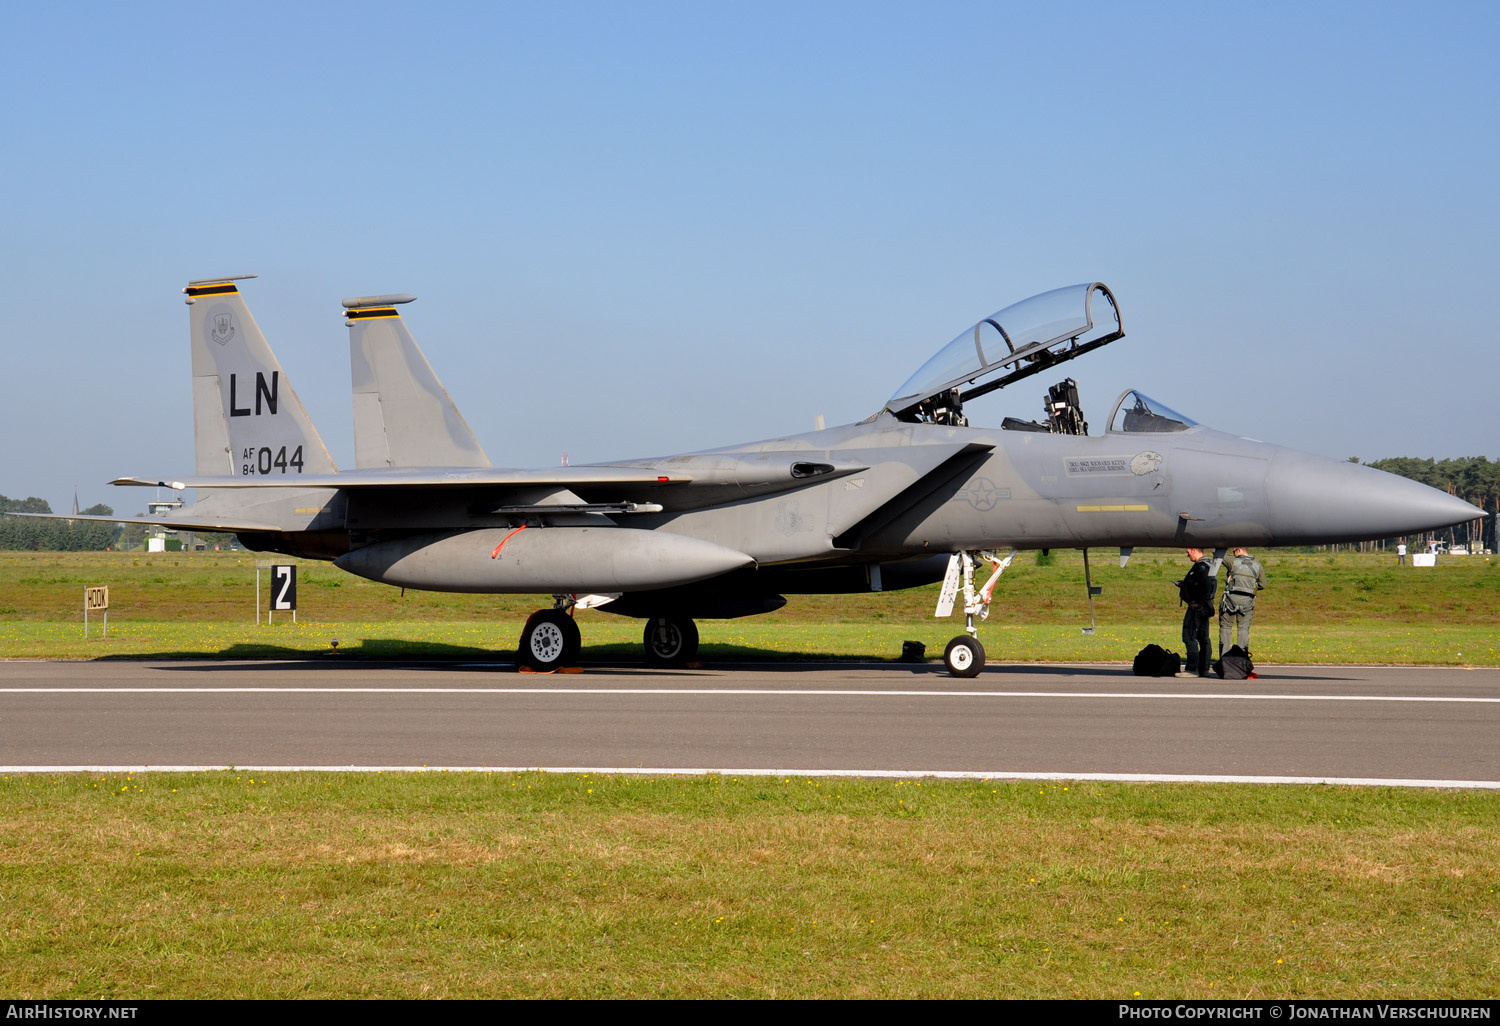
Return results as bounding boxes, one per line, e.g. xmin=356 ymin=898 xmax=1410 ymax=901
xmin=108 ymin=457 xmax=874 ymax=518
xmin=109 ymin=467 xmax=699 ymax=490
xmin=112 ymin=458 xmax=873 ymax=491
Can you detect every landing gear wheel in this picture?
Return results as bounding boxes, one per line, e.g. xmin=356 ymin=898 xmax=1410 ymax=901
xmin=519 ymin=609 xmax=581 ymax=671
xmin=944 ymin=635 xmax=985 ymax=678
xmin=643 ymin=617 xmax=699 ymax=667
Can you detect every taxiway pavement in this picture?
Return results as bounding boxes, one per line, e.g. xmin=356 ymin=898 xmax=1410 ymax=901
xmin=1 ymin=659 xmax=1496 ymax=785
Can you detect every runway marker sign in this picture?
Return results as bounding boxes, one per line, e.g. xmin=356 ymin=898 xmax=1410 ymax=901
xmin=255 ymin=563 xmax=298 ymax=624
xmin=271 ymin=564 xmax=297 ymax=620
xmin=84 ymin=586 xmax=109 ymax=639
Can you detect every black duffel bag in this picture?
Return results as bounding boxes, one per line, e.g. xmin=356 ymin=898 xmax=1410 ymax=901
xmin=1216 ymin=645 xmax=1255 ymax=680
xmin=1133 ymin=643 xmax=1182 ymax=677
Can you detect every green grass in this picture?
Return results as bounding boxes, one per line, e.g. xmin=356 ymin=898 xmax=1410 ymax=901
xmin=3 ymin=771 xmax=1498 ymax=999
xmin=4 ymin=551 xmax=1498 ymax=998
xmin=0 ymin=548 xmax=1495 ymax=664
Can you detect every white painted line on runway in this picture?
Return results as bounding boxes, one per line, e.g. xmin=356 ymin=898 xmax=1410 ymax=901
xmin=2 ymin=686 xmax=1499 ymax=703
xmin=3 ymin=765 xmax=1498 ymax=789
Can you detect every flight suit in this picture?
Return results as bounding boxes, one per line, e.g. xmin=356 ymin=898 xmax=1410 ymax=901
xmin=1219 ymin=554 xmax=1266 ymax=655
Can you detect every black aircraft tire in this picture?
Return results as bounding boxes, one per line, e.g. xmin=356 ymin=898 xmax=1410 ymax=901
xmin=643 ymin=617 xmax=699 ymax=667
xmin=519 ymin=610 xmax=581 ymax=670
xmin=559 ymin=614 xmax=582 ymax=664
xmin=944 ymin=635 xmax=985 ymax=678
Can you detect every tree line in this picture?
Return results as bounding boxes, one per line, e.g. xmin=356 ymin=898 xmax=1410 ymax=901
xmin=0 ymin=496 xmax=122 ymax=551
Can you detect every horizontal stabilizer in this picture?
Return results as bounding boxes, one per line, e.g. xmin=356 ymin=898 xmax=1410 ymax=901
xmin=2 ymin=510 xmax=283 ymax=533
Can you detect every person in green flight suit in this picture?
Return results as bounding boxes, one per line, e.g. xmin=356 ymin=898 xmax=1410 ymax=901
xmin=1219 ymin=547 xmax=1266 ymax=657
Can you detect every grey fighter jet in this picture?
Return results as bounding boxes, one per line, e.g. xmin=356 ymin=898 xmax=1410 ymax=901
xmin=40 ymin=277 xmax=1483 ymax=675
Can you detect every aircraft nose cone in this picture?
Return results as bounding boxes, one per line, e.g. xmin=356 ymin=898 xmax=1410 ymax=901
xmin=1266 ymin=450 xmax=1485 ymax=545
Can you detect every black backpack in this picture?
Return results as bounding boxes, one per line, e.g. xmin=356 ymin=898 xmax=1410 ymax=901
xmin=1133 ymin=644 xmax=1182 ymax=677
xmin=1176 ymin=560 xmax=1214 ymax=605
xmin=1216 ymin=645 xmax=1255 ymax=680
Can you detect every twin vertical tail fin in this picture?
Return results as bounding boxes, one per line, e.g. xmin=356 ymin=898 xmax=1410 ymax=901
xmin=344 ymin=295 xmax=491 ymax=469
xmin=184 ymin=278 xmax=488 ymax=478
xmin=185 ymin=276 xmax=339 ymax=478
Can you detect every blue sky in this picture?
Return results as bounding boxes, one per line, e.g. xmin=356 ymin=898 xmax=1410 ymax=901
xmin=3 ymin=2 xmax=1496 ymax=512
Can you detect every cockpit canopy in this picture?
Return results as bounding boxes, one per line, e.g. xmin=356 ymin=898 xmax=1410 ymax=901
xmin=1106 ymin=390 xmax=1198 ymax=433
xmin=886 ymin=282 xmax=1123 ymax=423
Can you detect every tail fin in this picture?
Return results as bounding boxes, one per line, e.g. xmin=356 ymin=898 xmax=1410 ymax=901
xmin=344 ymin=295 xmax=491 ymax=468
xmin=185 ymin=276 xmax=339 ymax=477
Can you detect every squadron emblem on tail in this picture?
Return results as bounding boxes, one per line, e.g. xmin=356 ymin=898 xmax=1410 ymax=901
xmin=210 ymin=312 xmax=235 ymax=346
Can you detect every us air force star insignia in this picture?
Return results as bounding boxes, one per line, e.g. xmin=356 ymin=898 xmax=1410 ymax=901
xmin=1130 ymin=451 xmax=1163 ymax=476
xmin=210 ymin=313 xmax=236 ymax=346
xmin=957 ymin=477 xmax=1003 ymax=511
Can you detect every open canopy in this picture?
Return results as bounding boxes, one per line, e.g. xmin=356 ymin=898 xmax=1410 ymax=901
xmin=886 ymin=282 xmax=1123 ymax=421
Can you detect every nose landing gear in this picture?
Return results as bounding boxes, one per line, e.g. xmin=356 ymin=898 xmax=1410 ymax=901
xmin=943 ymin=635 xmax=985 ymax=677
xmin=935 ymin=549 xmax=1015 ymax=678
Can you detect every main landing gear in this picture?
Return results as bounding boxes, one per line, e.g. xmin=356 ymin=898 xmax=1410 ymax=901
xmin=935 ymin=550 xmax=1015 ymax=678
xmin=644 ymin=616 xmax=699 ymax=667
xmin=517 ymin=598 xmax=702 ymax=671
xmin=517 ymin=602 xmax=582 ymax=671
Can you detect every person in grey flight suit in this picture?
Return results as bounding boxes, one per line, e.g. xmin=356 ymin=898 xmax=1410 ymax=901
xmin=1219 ymin=547 xmax=1266 ymax=656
